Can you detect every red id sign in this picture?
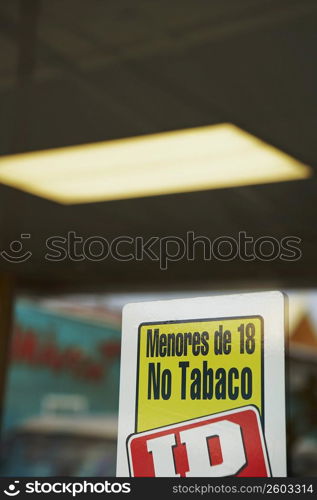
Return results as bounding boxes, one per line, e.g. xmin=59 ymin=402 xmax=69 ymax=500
xmin=127 ymin=406 xmax=271 ymax=477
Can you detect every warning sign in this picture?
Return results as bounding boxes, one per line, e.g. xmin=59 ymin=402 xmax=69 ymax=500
xmin=117 ymin=291 xmax=286 ymax=477
xmin=136 ymin=316 xmax=263 ymax=432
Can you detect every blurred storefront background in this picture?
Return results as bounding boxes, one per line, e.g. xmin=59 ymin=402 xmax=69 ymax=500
xmin=0 ymin=290 xmax=316 ymax=477
xmin=0 ymin=299 xmax=121 ymax=476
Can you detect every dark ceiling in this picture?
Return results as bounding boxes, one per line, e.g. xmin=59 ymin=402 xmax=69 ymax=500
xmin=0 ymin=0 xmax=316 ymax=292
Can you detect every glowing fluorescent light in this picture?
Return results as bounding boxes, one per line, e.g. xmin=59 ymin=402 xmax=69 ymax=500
xmin=0 ymin=124 xmax=311 ymax=204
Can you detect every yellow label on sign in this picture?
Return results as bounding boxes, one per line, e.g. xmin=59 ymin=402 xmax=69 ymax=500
xmin=136 ymin=316 xmax=263 ymax=432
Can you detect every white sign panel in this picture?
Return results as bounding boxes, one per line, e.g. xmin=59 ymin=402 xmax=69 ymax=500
xmin=117 ymin=291 xmax=286 ymax=477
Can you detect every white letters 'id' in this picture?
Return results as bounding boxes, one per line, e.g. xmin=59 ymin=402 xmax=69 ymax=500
xmin=146 ymin=420 xmax=246 ymax=477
